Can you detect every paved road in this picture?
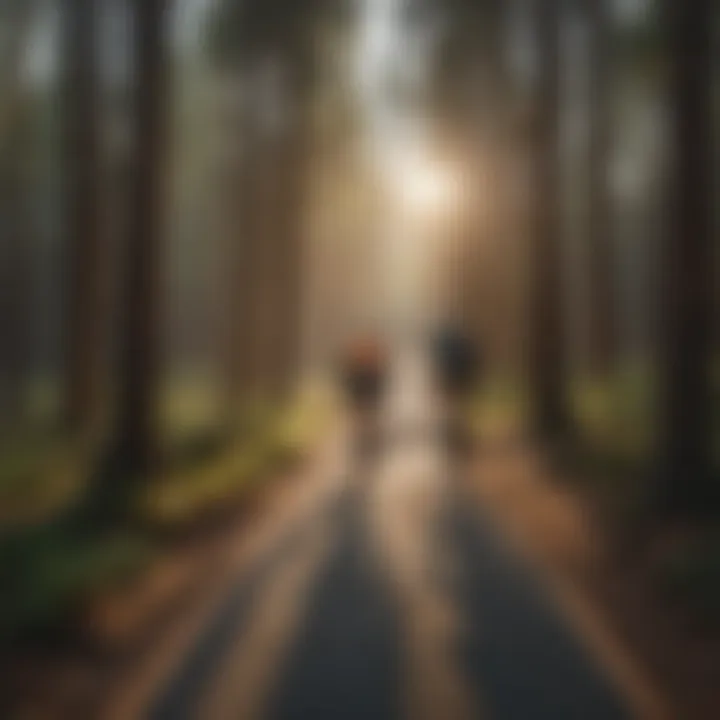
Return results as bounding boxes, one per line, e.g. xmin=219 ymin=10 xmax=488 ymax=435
xmin=149 ymin=354 xmax=632 ymax=720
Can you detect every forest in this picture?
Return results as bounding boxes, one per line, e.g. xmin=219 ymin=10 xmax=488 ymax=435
xmin=0 ymin=1 xmax=718 ymax=718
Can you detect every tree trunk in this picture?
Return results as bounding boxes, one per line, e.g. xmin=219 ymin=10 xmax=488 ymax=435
xmin=586 ymin=0 xmax=616 ymax=376
xmin=277 ymin=38 xmax=318 ymax=400
xmin=223 ymin=115 xmax=261 ymax=422
xmin=250 ymin=58 xmax=310 ymax=405
xmin=528 ymin=0 xmax=570 ymax=440
xmin=0 ymin=3 xmax=35 ymax=426
xmin=115 ymin=0 xmax=169 ymax=476
xmin=63 ymin=0 xmax=103 ymax=434
xmin=248 ymin=133 xmax=277 ymax=401
xmin=657 ymin=0 xmax=715 ymax=513
xmin=273 ymin=79 xmax=309 ymax=400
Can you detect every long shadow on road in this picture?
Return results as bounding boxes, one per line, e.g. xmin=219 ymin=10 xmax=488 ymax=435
xmin=149 ymin=500 xmax=333 ymax=720
xmin=446 ymin=490 xmax=631 ymax=720
xmin=150 ymin=450 xmax=631 ymax=720
xmin=268 ymin=481 xmax=400 ymax=720
xmin=150 ymin=474 xmax=400 ymax=720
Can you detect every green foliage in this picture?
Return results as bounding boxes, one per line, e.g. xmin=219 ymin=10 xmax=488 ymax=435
xmin=0 ymin=525 xmax=150 ymax=642
xmin=0 ymin=433 xmax=89 ymax=528
xmin=571 ymin=366 xmax=656 ymax=467
xmin=468 ymin=368 xmax=656 ymax=517
xmin=470 ymin=376 xmax=528 ymax=438
xmin=540 ymin=367 xmax=656 ymax=523
xmin=204 ymin=0 xmax=346 ymax=67
xmin=0 ymin=376 xmax=329 ymax=641
xmin=140 ymin=443 xmax=269 ymax=528
xmin=160 ymin=372 xmax=222 ymax=452
xmin=140 ymin=387 xmax=330 ymax=530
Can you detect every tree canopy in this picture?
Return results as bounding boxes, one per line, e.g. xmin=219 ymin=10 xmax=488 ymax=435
xmin=205 ymin=0 xmax=352 ymax=68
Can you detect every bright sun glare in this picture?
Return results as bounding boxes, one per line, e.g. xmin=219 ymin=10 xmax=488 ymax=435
xmin=393 ymin=148 xmax=464 ymax=219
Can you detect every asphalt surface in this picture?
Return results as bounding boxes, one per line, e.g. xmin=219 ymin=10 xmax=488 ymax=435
xmin=149 ymin=355 xmax=632 ymax=720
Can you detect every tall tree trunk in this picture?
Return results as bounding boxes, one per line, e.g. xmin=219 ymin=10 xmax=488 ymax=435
xmin=250 ymin=58 xmax=310 ymax=405
xmin=277 ymin=35 xmax=318 ymax=400
xmin=0 ymin=3 xmax=35 ymax=426
xmin=282 ymin=128 xmax=307 ymax=397
xmin=256 ymin=133 xmax=284 ymax=401
xmin=64 ymin=0 xmax=103 ymax=434
xmin=528 ymin=0 xmax=570 ymax=440
xmin=0 ymin=118 xmax=33 ymax=427
xmin=586 ymin=0 xmax=616 ymax=376
xmin=223 ymin=114 xmax=261 ymax=423
xmin=248 ymin=132 xmax=277 ymax=402
xmin=273 ymin=74 xmax=309 ymax=401
xmin=115 ymin=0 xmax=169 ymax=476
xmin=657 ymin=0 xmax=715 ymax=512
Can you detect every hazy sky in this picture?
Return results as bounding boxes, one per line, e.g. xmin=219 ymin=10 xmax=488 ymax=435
xmin=356 ymin=0 xmax=440 ymax=172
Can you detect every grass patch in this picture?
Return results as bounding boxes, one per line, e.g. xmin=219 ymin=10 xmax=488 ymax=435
xmin=140 ymin=385 xmax=332 ymax=531
xmin=471 ymin=377 xmax=527 ymax=438
xmin=277 ymin=380 xmax=335 ymax=451
xmin=140 ymin=436 xmax=281 ymax=529
xmin=0 ymin=431 xmax=90 ymax=528
xmin=570 ymin=366 xmax=655 ymax=469
xmin=160 ymin=371 xmax=222 ymax=455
